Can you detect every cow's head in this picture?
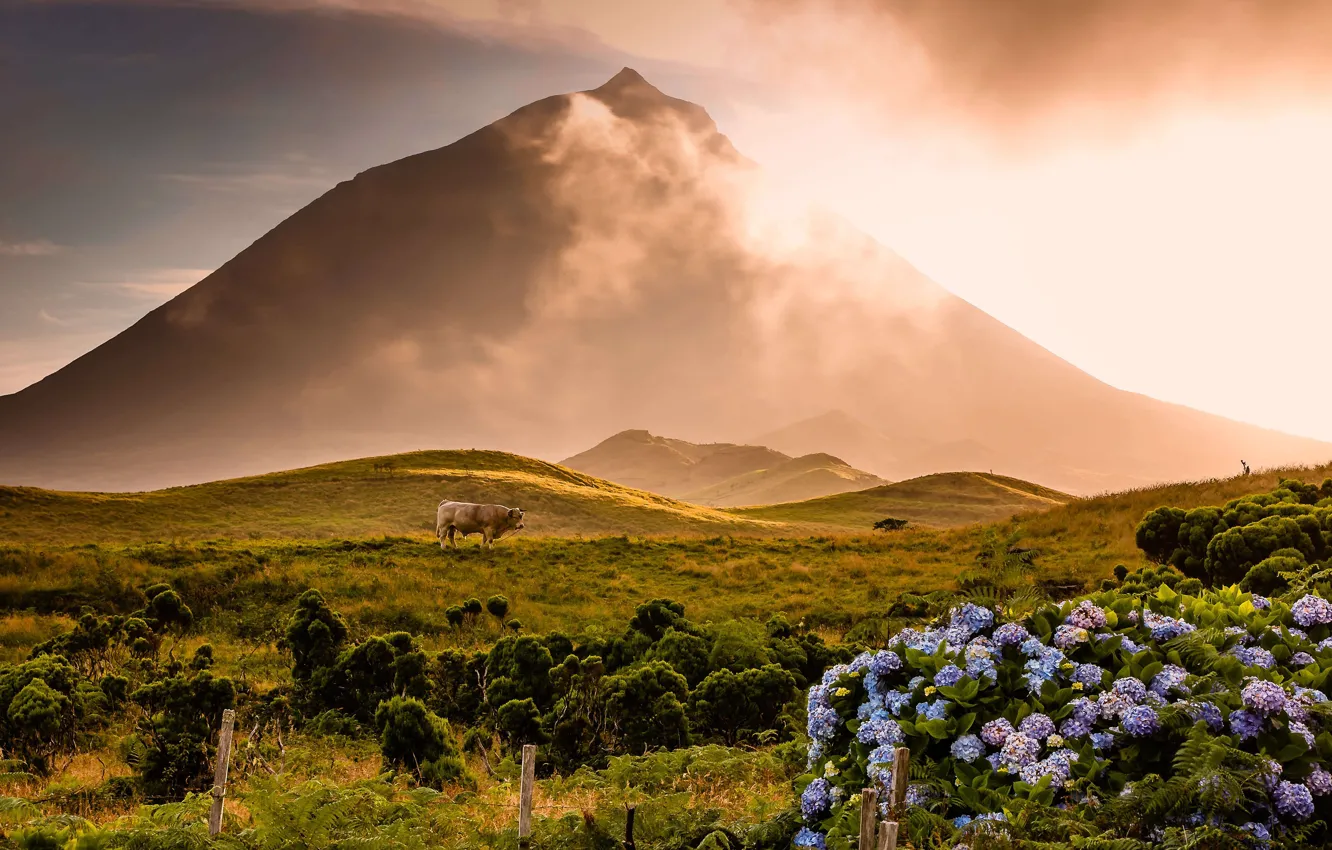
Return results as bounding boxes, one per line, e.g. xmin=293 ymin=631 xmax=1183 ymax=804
xmin=507 ymin=507 xmax=525 ymax=530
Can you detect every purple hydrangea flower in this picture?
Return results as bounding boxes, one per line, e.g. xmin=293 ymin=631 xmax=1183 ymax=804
xmin=1260 ymin=758 xmax=1283 ymax=791
xmin=1000 ymin=733 xmax=1041 ymax=768
xmin=981 ymin=718 xmax=1014 ymax=747
xmin=966 ymin=657 xmax=998 ymax=682
xmin=793 ymin=828 xmax=827 ymax=849
xmin=1112 ymin=677 xmax=1147 ymax=703
xmin=986 ymin=752 xmax=1003 ymax=770
xmin=1290 ymin=720 xmax=1315 ymax=748
xmin=991 ymin=622 xmax=1029 ymax=647
xmin=1065 ymin=600 xmax=1108 ymax=630
xmin=1122 ymin=705 xmax=1159 ymax=736
xmin=1097 ymin=690 xmax=1133 ymax=720
xmin=1053 ymin=625 xmax=1090 ymax=649
xmin=1292 ymin=595 xmax=1332 ymax=627
xmin=1143 ymin=610 xmax=1196 ymax=641
xmin=1274 ymin=780 xmax=1315 ymax=821
xmin=801 ymin=778 xmax=833 ymax=821
xmin=1251 ymin=595 xmax=1271 ymax=610
xmin=1229 ymin=709 xmax=1264 ymax=740
xmin=951 ymin=734 xmax=986 ymax=763
xmin=1242 ymin=680 xmax=1288 ymax=716
xmin=868 ymin=650 xmax=902 ymax=674
xmin=1091 ymin=732 xmax=1115 ymax=750
xmin=1307 ymin=766 xmax=1332 ymax=796
xmin=917 ymin=699 xmax=950 ymax=721
xmin=1019 ymin=713 xmax=1056 ymax=740
xmin=1070 ymin=697 xmax=1100 ymax=723
xmin=904 ymin=784 xmax=932 ymax=806
xmin=1292 ymin=652 xmax=1316 ymax=666
xmin=934 ymin=665 xmax=966 ymax=688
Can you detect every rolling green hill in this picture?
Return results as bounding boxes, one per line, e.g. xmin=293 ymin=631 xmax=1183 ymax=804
xmin=0 ymin=449 xmax=784 ymax=545
xmin=733 ymin=471 xmax=1072 ymax=529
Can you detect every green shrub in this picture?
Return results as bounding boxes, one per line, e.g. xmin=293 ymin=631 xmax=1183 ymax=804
xmin=374 ymin=695 xmax=470 ymax=789
xmin=602 ymin=660 xmax=689 ymax=754
xmin=127 ymin=669 xmax=235 ymax=798
xmin=485 ymin=595 xmax=510 ymax=623
xmin=281 ymin=589 xmax=348 ymax=683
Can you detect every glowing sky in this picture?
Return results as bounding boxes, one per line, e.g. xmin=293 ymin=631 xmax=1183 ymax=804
xmin=3 ymin=0 xmax=1331 ymax=441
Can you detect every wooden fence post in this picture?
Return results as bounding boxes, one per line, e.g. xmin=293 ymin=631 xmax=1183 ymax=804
xmin=858 ymin=788 xmax=879 ymax=850
xmin=208 ymin=708 xmax=236 ymax=836
xmin=518 ymin=743 xmax=536 ymax=849
xmin=624 ymin=804 xmax=637 ymax=850
xmin=877 ymin=746 xmax=910 ymax=850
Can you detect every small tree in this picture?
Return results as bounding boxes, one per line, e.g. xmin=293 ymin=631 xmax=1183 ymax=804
xmin=461 ymin=598 xmax=483 ymax=628
xmin=375 ymin=695 xmax=470 ymax=789
xmin=282 ymin=590 xmax=349 ymax=684
xmin=873 ymin=517 xmax=909 ymax=532
xmin=495 ymin=697 xmax=547 ymax=753
xmin=601 ymin=660 xmax=690 ymax=754
xmin=486 ymin=595 xmax=510 ymax=626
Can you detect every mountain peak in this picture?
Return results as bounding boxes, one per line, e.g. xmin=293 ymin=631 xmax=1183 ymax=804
xmin=595 ymin=67 xmax=655 ymax=94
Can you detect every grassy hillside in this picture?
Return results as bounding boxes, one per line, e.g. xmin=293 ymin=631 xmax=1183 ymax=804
xmin=734 ymin=471 xmax=1072 ymax=529
xmin=683 ymin=453 xmax=888 ymax=507
xmin=0 ymin=449 xmax=784 ymax=545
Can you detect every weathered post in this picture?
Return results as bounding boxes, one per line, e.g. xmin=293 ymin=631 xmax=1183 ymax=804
xmin=518 ymin=743 xmax=536 ymax=849
xmin=858 ymin=788 xmax=879 ymax=850
xmin=208 ymin=709 xmax=236 ymax=836
xmin=877 ymin=746 xmax=910 ymax=850
xmin=624 ymin=804 xmax=637 ymax=850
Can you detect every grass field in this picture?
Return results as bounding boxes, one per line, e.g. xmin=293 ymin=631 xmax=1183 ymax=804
xmin=0 ymin=450 xmax=1075 ymax=546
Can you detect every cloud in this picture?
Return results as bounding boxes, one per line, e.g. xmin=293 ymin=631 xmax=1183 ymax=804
xmin=0 ymin=239 xmax=64 ymax=256
xmin=106 ymin=268 xmax=213 ymax=300
xmin=737 ymin=0 xmax=1332 ymax=137
xmin=161 ymin=168 xmax=334 ymax=194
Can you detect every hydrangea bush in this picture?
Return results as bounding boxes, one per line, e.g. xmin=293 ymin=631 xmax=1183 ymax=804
xmin=794 ymin=587 xmax=1332 ymax=849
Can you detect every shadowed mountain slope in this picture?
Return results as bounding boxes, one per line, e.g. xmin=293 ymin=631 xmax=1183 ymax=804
xmin=1 ymin=68 xmax=1328 ymax=494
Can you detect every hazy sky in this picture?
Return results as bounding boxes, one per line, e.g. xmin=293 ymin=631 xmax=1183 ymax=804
xmin=3 ymin=0 xmax=1331 ymax=441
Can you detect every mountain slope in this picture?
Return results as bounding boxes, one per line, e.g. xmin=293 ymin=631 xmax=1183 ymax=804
xmin=2 ymin=68 xmax=1329 ymax=494
xmin=0 ymin=450 xmax=785 ymax=545
xmin=682 ymin=452 xmax=888 ymax=507
xmin=733 ymin=472 xmax=1072 ymax=530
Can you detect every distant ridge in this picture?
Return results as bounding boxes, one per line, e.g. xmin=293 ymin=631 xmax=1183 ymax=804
xmin=560 ymin=429 xmax=888 ymax=506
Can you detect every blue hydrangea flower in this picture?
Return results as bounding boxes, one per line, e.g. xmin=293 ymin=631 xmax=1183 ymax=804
xmin=867 ymin=745 xmax=895 ymax=787
xmin=1259 ymin=757 xmax=1283 ymax=791
xmin=1319 ymin=637 xmax=1332 ymax=652
xmin=1097 ymin=690 xmax=1133 ymax=720
xmin=1020 ymin=637 xmax=1045 ymax=657
xmin=986 ymin=752 xmax=1003 ymax=770
xmin=966 ymin=657 xmax=998 ymax=683
xmin=1229 ymin=708 xmax=1263 ymax=740
xmin=801 ymin=778 xmax=833 ymax=821
xmin=1290 ymin=720 xmax=1315 ymax=748
xmin=857 ymin=715 xmax=905 ymax=747
xmin=1292 ymin=651 xmax=1316 ymax=666
xmin=793 ymin=828 xmax=827 ymax=850
xmin=1122 ymin=705 xmax=1159 ymax=736
xmin=1091 ymin=732 xmax=1115 ymax=750
xmin=1070 ymin=697 xmax=1100 ymax=723
xmin=884 ymin=689 xmax=914 ymax=716
xmin=917 ymin=699 xmax=950 ymax=721
xmin=1059 ymin=716 xmax=1092 ymax=739
xmin=1143 ymin=610 xmax=1196 ymax=641
xmin=1112 ymin=677 xmax=1147 ymax=703
xmin=1242 ymin=680 xmax=1288 ymax=716
xmin=1065 ymin=600 xmax=1108 ymax=630
xmin=868 ymin=650 xmax=902 ymax=674
xmin=1072 ymin=663 xmax=1104 ymax=689
xmin=1231 ymin=646 xmax=1276 ymax=668
xmin=1182 ymin=700 xmax=1224 ymax=731
xmin=952 ymin=815 xmax=972 ymax=829
xmin=904 ymin=784 xmax=933 ymax=806
xmin=1251 ymin=594 xmax=1271 ymax=610
xmin=981 ymin=717 xmax=1014 ymax=747
xmin=993 ymin=623 xmax=1030 ymax=646
xmin=1274 ymin=780 xmax=1315 ymax=821
xmin=934 ymin=665 xmax=965 ymax=688
xmin=1241 ymin=822 xmax=1271 ymax=843
xmin=820 ymin=665 xmax=851 ymax=687
xmin=1018 ymin=713 xmax=1056 ymax=740
xmin=1150 ymin=664 xmax=1189 ymax=697
xmin=807 ymin=705 xmax=840 ymax=741
xmin=950 ymin=734 xmax=985 ymax=763
xmin=1292 ymin=595 xmax=1332 ymax=627
xmin=1000 ymin=732 xmax=1041 ymax=767
xmin=1307 ymin=766 xmax=1332 ymax=796
xmin=907 ymin=675 xmax=926 ymax=691
xmin=951 ymin=603 xmax=995 ymax=635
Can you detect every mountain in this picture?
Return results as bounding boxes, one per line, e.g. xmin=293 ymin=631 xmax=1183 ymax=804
xmin=559 ymin=429 xmax=886 ymax=505
xmin=681 ymin=452 xmax=888 ymax=507
xmin=2 ymin=68 xmax=1330 ymax=494
xmin=733 ymin=472 xmax=1071 ymax=530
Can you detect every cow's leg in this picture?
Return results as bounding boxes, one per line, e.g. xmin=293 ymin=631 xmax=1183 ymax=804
xmin=447 ymin=526 xmax=458 ymax=549
xmin=437 ymin=524 xmax=447 ymax=550
xmin=483 ymin=530 xmax=495 ymax=549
